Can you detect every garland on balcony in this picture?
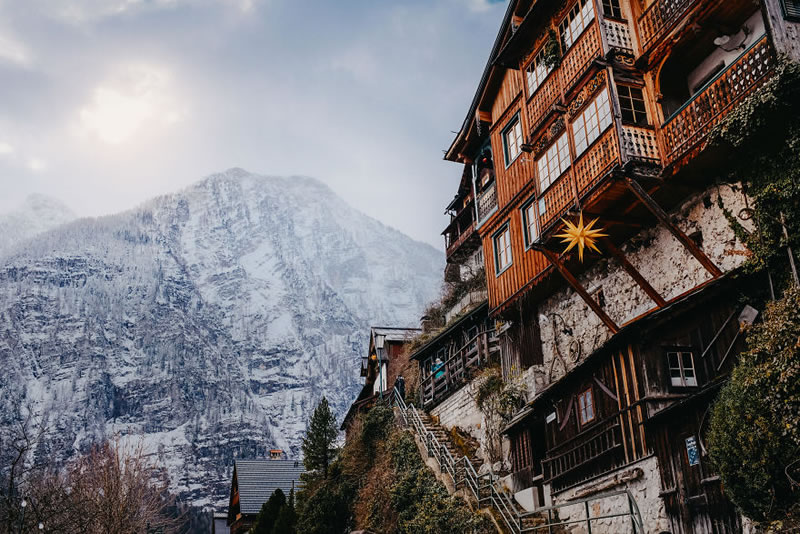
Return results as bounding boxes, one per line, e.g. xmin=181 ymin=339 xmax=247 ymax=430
xmin=709 ymin=59 xmax=800 ymax=282
xmin=543 ymin=29 xmax=562 ymax=69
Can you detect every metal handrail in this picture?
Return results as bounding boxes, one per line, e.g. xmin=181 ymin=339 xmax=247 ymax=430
xmin=391 ymin=389 xmax=645 ymax=534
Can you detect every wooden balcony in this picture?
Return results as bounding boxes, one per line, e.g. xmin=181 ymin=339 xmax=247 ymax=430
xmin=420 ymin=330 xmax=499 ymax=408
xmin=660 ymin=35 xmax=776 ymax=168
xmin=637 ymin=0 xmax=702 ymax=54
xmin=603 ymin=19 xmax=634 ymax=54
xmin=444 ymin=215 xmax=479 ymax=263
xmin=476 ymin=181 xmax=498 ymax=223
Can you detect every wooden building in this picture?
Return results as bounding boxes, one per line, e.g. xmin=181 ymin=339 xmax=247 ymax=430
xmin=444 ymin=0 xmax=799 ymax=531
xmin=226 ymin=459 xmax=304 ymax=534
xmin=340 ymin=327 xmax=420 ymax=436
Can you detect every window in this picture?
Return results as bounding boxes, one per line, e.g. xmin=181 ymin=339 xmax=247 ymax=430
xmin=578 ymin=388 xmax=595 ymax=425
xmin=521 ymin=198 xmax=539 ymax=247
xmin=502 ymin=116 xmax=524 ymax=166
xmin=602 ymin=0 xmax=622 ymax=19
xmin=781 ymin=0 xmax=800 ymax=21
xmin=559 ymin=0 xmax=595 ymax=50
xmin=526 ymin=48 xmax=554 ymax=96
xmin=536 ymin=132 xmax=571 ymax=191
xmin=572 ymin=87 xmax=613 ymax=155
xmin=494 ymin=224 xmax=513 ymax=274
xmin=668 ymin=351 xmax=698 ymax=387
xmin=618 ymin=85 xmax=648 ymax=125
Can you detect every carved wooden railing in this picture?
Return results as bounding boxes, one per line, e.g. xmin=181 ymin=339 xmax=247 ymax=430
xmin=603 ymin=19 xmax=634 ymax=53
xmin=660 ymin=35 xmax=775 ymax=167
xmin=637 ymin=0 xmax=701 ymax=53
xmin=621 ymin=125 xmax=660 ymax=163
xmin=538 ymin=170 xmax=576 ymax=233
xmin=420 ymin=329 xmax=499 ymax=408
xmin=476 ymin=181 xmax=498 ymax=223
xmin=527 ymin=70 xmax=562 ymax=134
xmin=573 ymin=126 xmax=621 ymax=198
xmin=560 ymin=22 xmax=604 ymax=92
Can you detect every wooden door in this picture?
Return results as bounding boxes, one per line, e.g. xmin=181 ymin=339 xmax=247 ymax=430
xmin=659 ymin=412 xmax=741 ymax=534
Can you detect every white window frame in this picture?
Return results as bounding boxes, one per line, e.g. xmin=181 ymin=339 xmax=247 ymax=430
xmin=526 ymin=47 xmax=554 ymax=97
xmin=493 ymin=224 xmax=513 ymax=275
xmin=521 ymin=198 xmax=540 ymax=248
xmin=572 ymin=87 xmax=613 ymax=156
xmin=536 ymin=132 xmax=571 ymax=192
xmin=668 ymin=350 xmax=698 ymax=387
xmin=559 ymin=0 xmax=595 ymax=50
xmin=502 ymin=115 xmax=524 ymax=167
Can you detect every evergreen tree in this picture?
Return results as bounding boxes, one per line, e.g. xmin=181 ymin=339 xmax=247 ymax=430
xmin=252 ymin=488 xmax=286 ymax=534
xmin=270 ymin=488 xmax=296 ymax=534
xmin=301 ymin=397 xmax=338 ymax=476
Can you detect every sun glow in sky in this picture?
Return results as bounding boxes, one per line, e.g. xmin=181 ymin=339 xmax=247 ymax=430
xmin=0 ymin=0 xmax=508 ymax=246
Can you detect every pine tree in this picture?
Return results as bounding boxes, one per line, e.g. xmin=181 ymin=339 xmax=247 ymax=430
xmin=301 ymin=397 xmax=338 ymax=477
xmin=252 ymin=488 xmax=286 ymax=534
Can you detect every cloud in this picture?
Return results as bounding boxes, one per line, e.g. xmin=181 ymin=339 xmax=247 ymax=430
xmin=79 ymin=64 xmax=187 ymax=145
xmin=28 ymin=158 xmax=46 ymax=172
xmin=457 ymin=0 xmax=506 ymax=13
xmin=0 ymin=31 xmax=32 ymax=66
xmin=0 ymin=142 xmax=14 ymax=155
xmin=37 ymin=0 xmax=261 ymax=23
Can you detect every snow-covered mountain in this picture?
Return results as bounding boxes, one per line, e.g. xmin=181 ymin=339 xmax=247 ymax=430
xmin=0 ymin=194 xmax=76 ymax=254
xmin=0 ymin=169 xmax=443 ymax=506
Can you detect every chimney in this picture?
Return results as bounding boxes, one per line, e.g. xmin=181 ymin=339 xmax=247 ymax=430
xmin=269 ymin=449 xmax=283 ymax=460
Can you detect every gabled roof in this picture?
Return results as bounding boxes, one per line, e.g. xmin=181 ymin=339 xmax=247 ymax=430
xmin=445 ymin=0 xmax=522 ymax=163
xmin=229 ymin=459 xmax=305 ymax=516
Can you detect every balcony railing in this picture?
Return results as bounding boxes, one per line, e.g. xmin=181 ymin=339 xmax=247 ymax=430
xmin=420 ymin=329 xmax=499 ymax=408
xmin=603 ymin=19 xmax=634 ymax=54
xmin=660 ymin=35 xmax=775 ymax=167
xmin=621 ymin=125 xmax=660 ymax=163
xmin=477 ymin=181 xmax=498 ymax=223
xmin=573 ymin=126 xmax=621 ymax=198
xmin=560 ymin=22 xmax=604 ymax=92
xmin=445 ymin=220 xmax=477 ymax=259
xmin=538 ymin=170 xmax=576 ymax=233
xmin=638 ymin=0 xmax=701 ymax=53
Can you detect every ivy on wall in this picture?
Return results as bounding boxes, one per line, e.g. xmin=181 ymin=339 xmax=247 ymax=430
xmin=710 ymin=59 xmax=800 ymax=280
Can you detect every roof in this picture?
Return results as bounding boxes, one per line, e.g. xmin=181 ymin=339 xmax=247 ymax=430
xmin=232 ymin=459 xmax=305 ymax=515
xmin=370 ymin=326 xmax=421 ymax=343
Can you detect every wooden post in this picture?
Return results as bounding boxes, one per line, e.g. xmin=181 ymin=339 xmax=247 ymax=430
xmin=533 ymin=246 xmax=620 ymax=334
xmin=623 ymin=176 xmax=723 ymax=277
xmin=602 ymin=238 xmax=667 ymax=307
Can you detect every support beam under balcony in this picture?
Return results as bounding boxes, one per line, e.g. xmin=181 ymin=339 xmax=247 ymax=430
xmin=623 ymin=176 xmax=723 ymax=278
xmin=602 ymin=238 xmax=667 ymax=308
xmin=533 ymin=246 xmax=620 ymax=334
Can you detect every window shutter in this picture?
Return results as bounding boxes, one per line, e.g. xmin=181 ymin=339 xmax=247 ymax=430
xmin=783 ymin=0 xmax=800 ymax=21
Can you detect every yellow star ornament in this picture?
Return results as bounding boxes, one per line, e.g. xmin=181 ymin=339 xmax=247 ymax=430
xmin=555 ymin=213 xmax=608 ymax=262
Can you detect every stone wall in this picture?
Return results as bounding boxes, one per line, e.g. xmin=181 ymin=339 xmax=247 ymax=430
xmin=524 ymin=185 xmax=753 ymax=394
xmin=551 ymin=456 xmax=669 ymax=533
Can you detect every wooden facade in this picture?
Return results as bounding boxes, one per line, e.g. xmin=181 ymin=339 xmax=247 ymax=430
xmin=443 ymin=0 xmax=799 ymax=530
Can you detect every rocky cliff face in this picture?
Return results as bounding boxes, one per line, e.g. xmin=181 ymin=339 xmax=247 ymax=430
xmin=0 ymin=169 xmax=443 ymax=506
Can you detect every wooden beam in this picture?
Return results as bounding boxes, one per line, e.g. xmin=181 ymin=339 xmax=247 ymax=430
xmin=583 ymin=212 xmax=646 ymax=228
xmin=533 ymin=246 xmax=620 ymax=334
xmin=602 ymin=238 xmax=667 ymax=307
xmin=623 ymin=176 xmax=723 ymax=278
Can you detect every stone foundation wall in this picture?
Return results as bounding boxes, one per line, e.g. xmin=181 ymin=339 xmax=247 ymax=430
xmin=524 ymin=185 xmax=753 ymax=394
xmin=550 ymin=456 xmax=670 ymax=533
xmin=430 ymin=379 xmax=484 ymax=442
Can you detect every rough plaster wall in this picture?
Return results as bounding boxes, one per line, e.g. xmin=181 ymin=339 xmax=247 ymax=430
xmin=524 ymin=185 xmax=752 ymax=394
xmin=553 ymin=457 xmax=669 ymax=533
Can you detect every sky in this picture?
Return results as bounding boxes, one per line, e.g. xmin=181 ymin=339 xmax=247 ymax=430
xmin=0 ymin=0 xmax=507 ymax=248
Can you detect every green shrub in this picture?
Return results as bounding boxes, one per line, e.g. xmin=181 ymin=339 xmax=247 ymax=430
xmin=709 ymin=286 xmax=800 ymax=524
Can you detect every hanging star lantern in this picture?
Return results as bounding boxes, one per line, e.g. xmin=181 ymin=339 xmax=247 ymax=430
xmin=555 ymin=213 xmax=608 ymax=262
